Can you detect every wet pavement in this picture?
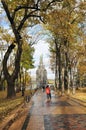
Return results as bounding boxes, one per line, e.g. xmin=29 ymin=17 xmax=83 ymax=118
xmin=7 ymin=89 xmax=86 ymax=130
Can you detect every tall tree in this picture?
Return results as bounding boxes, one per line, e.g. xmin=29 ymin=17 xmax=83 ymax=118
xmin=43 ymin=0 xmax=86 ymax=93
xmin=1 ymin=0 xmax=63 ymax=98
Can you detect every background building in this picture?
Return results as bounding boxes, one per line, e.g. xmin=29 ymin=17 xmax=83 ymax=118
xmin=36 ymin=55 xmax=47 ymax=88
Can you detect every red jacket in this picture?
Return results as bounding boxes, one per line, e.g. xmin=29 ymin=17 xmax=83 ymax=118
xmin=45 ymin=87 xmax=50 ymax=94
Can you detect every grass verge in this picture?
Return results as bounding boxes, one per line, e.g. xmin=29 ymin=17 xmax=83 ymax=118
xmin=0 ymin=89 xmax=35 ymax=123
xmin=70 ymin=88 xmax=86 ymax=102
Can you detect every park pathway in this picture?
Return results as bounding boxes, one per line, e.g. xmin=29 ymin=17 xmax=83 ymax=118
xmin=9 ymin=89 xmax=86 ymax=130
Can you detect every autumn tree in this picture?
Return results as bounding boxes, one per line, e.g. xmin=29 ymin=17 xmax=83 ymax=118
xmin=1 ymin=0 xmax=63 ymax=98
xmin=77 ymin=40 xmax=86 ymax=87
xmin=0 ymin=28 xmax=15 ymax=91
xmin=20 ymin=40 xmax=34 ymax=87
xmin=43 ymin=0 xmax=86 ymax=93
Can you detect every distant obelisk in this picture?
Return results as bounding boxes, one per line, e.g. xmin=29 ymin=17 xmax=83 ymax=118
xmin=36 ymin=55 xmax=47 ymax=88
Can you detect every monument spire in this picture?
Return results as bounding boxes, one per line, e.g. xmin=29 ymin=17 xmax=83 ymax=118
xmin=39 ymin=55 xmax=43 ymax=65
xmin=36 ymin=55 xmax=47 ymax=88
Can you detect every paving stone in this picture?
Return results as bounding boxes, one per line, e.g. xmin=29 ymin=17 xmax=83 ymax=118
xmin=1 ymin=89 xmax=86 ymax=130
xmin=44 ymin=114 xmax=86 ymax=130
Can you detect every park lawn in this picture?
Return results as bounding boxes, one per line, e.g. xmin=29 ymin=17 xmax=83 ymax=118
xmin=70 ymin=88 xmax=86 ymax=102
xmin=0 ymin=89 xmax=33 ymax=123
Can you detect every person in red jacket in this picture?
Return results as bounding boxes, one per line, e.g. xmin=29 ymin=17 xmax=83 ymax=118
xmin=45 ymin=85 xmax=51 ymax=100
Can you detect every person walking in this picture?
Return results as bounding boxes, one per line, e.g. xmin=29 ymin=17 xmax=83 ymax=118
xmin=42 ymin=85 xmax=45 ymax=92
xmin=45 ymin=85 xmax=51 ymax=101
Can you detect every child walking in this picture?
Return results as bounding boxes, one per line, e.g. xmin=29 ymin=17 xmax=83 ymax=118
xmin=45 ymin=85 xmax=51 ymax=101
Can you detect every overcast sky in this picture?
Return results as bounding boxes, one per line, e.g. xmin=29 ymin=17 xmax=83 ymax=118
xmin=30 ymin=39 xmax=55 ymax=79
xmin=28 ymin=24 xmax=55 ymax=80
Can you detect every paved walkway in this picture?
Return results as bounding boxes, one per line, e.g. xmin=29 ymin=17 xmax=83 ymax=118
xmin=6 ymin=89 xmax=86 ymax=130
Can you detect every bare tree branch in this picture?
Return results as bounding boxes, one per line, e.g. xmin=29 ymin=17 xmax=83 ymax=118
xmin=17 ymin=14 xmax=44 ymax=31
xmin=12 ymin=5 xmax=40 ymax=19
xmin=1 ymin=0 xmax=13 ymax=24
xmin=44 ymin=0 xmax=63 ymax=11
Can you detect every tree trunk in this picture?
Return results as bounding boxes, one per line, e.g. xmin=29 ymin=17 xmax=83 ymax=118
xmin=62 ymin=68 xmax=65 ymax=95
xmin=3 ymin=43 xmax=22 ymax=98
xmin=64 ymin=38 xmax=69 ymax=90
xmin=0 ymin=77 xmax=3 ymax=91
xmin=58 ymin=46 xmax=62 ymax=90
xmin=1 ymin=1 xmax=22 ymax=98
xmin=64 ymin=52 xmax=69 ymax=90
xmin=0 ymin=70 xmax=4 ymax=91
xmin=54 ymin=39 xmax=62 ymax=91
xmin=55 ymin=43 xmax=58 ymax=90
xmin=7 ymin=80 xmax=16 ymax=98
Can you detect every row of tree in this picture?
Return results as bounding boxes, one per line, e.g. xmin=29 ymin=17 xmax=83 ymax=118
xmin=43 ymin=0 xmax=86 ymax=94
